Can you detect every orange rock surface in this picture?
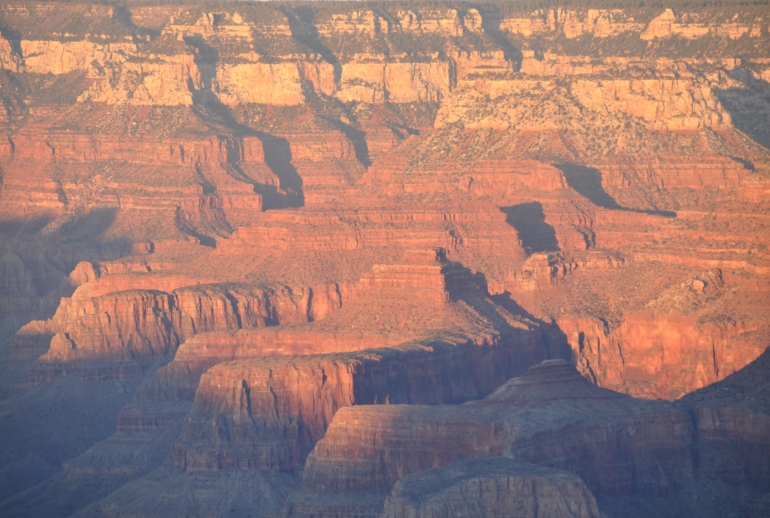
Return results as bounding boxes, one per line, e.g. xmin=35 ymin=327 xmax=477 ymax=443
xmin=294 ymin=355 xmax=770 ymax=515
xmin=0 ymin=2 xmax=768 ymax=516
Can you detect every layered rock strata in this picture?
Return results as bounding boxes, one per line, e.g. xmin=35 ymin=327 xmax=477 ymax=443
xmin=380 ymin=458 xmax=602 ymax=518
xmin=302 ymin=361 xmax=694 ymax=496
xmin=294 ymin=356 xmax=770 ymax=516
xmin=0 ymin=2 xmax=769 ymax=516
xmin=20 ymin=273 xmax=341 ymax=381
xmin=174 ymin=334 xmax=546 ymax=472
xmin=170 ymin=249 xmax=548 ymax=471
xmin=681 ymin=346 xmax=770 ymax=487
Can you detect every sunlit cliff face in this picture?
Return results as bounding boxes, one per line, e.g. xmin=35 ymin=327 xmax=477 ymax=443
xmin=0 ymin=1 xmax=768 ymax=517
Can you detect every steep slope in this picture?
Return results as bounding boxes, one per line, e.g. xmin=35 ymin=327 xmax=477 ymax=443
xmin=0 ymin=1 xmax=768 ymax=516
xmin=293 ymin=355 xmax=770 ymax=517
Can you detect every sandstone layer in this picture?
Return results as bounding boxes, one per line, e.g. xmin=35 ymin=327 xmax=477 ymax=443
xmin=0 ymin=1 xmax=768 ymax=517
xmin=293 ymin=356 xmax=770 ymax=516
xmin=380 ymin=458 xmax=602 ymax=518
xmin=302 ymin=361 xmax=694 ymax=496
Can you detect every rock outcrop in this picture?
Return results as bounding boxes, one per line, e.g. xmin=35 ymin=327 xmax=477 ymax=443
xmin=500 ymin=7 xmax=766 ymax=42
xmin=170 ymin=249 xmax=548 ymax=471
xmin=302 ymin=361 xmax=694 ymax=496
xmin=19 ymin=270 xmax=342 ymax=381
xmin=294 ymin=357 xmax=770 ymax=516
xmin=681 ymin=346 xmax=770 ymax=487
xmin=380 ymin=458 xmax=602 ymax=518
xmin=174 ymin=333 xmax=545 ymax=472
xmin=0 ymin=2 xmax=768 ymax=516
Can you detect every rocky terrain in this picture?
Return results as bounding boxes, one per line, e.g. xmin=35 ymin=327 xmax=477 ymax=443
xmin=0 ymin=1 xmax=768 ymax=516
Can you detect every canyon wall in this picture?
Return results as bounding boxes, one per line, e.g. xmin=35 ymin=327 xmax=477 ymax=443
xmin=0 ymin=2 xmax=768 ymax=517
xmin=290 ymin=357 xmax=770 ymax=516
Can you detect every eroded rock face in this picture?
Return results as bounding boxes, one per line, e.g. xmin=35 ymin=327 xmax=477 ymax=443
xmin=500 ymin=7 xmax=766 ymax=41
xmin=170 ymin=250 xmax=547 ymax=471
xmin=571 ymin=78 xmax=730 ymax=131
xmin=502 ymin=9 xmax=643 ymax=38
xmin=294 ymin=356 xmax=770 ymax=516
xmin=17 ymin=272 xmax=343 ymax=384
xmin=682 ymin=347 xmax=770 ymax=487
xmin=0 ymin=2 xmax=769 ymax=516
xmin=174 ymin=334 xmax=545 ymax=472
xmin=380 ymin=458 xmax=602 ymax=518
xmin=302 ymin=361 xmax=694 ymax=496
xmin=25 ymin=280 xmax=331 ymax=363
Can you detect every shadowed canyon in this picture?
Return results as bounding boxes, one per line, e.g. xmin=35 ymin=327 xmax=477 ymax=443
xmin=0 ymin=1 xmax=769 ymax=516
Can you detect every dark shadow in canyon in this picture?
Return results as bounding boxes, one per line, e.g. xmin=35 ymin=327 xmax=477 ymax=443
xmin=174 ymin=208 xmax=217 ymax=248
xmin=38 ymin=207 xmax=132 ymax=294
xmin=111 ymin=6 xmax=160 ymax=41
xmin=477 ymin=6 xmax=523 ymax=70
xmin=282 ymin=6 xmax=342 ymax=84
xmin=4 ymin=208 xmax=130 ymax=275
xmin=0 ymin=215 xmax=52 ymax=238
xmin=110 ymin=6 xmax=135 ymax=30
xmin=557 ymin=164 xmax=622 ymax=209
xmin=22 ymin=208 xmax=133 ymax=275
xmin=54 ymin=207 xmax=119 ymax=242
xmin=277 ymin=7 xmax=373 ymax=170
xmin=388 ymin=123 xmax=420 ymax=140
xmin=0 ymin=209 xmax=133 ymax=398
xmin=0 ymin=34 xmax=27 ymax=125
xmin=254 ymin=132 xmax=305 ymax=208
xmin=715 ymin=72 xmax=770 ymax=149
xmin=184 ymin=35 xmax=304 ymax=209
xmin=489 ymin=290 xmax=575 ymax=363
xmin=323 ymin=116 xmax=372 ymax=168
xmin=185 ymin=35 xmax=222 ymax=108
xmin=0 ymin=375 xmax=141 ymax=502
xmin=305 ymin=93 xmax=372 ymax=170
xmin=557 ymin=164 xmax=676 ymax=217
xmin=0 ymin=28 xmax=23 ymax=61
xmin=500 ymin=202 xmax=560 ymax=255
xmin=441 ymin=256 xmax=574 ymax=364
xmin=729 ymin=156 xmax=756 ymax=171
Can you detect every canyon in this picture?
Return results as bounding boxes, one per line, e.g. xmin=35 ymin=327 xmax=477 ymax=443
xmin=0 ymin=1 xmax=768 ymax=517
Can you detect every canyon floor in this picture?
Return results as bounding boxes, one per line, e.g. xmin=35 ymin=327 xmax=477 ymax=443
xmin=0 ymin=1 xmax=769 ymax=517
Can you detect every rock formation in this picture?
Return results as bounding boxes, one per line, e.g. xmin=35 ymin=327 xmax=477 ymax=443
xmin=292 ymin=356 xmax=770 ymax=516
xmin=380 ymin=458 xmax=602 ymax=518
xmin=0 ymin=1 xmax=768 ymax=516
xmin=301 ymin=361 xmax=694 ymax=495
